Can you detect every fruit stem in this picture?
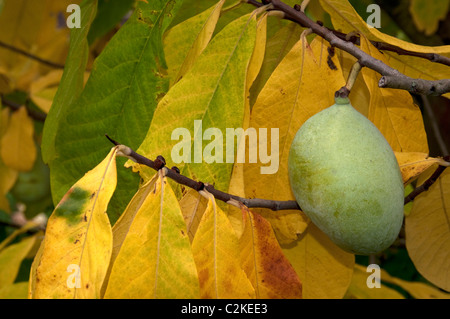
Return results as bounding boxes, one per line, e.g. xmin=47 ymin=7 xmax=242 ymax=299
xmin=345 ymin=61 xmax=362 ymax=92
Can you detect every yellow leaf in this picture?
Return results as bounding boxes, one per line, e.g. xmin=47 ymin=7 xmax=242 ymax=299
xmin=245 ymin=36 xmax=345 ymax=243
xmin=360 ymin=37 xmax=428 ymax=153
xmin=179 ymin=187 xmax=208 ymax=242
xmin=319 ymin=0 xmax=450 ymax=99
xmin=100 ymin=176 xmax=159 ymax=296
xmin=0 ymin=0 xmax=72 ymax=91
xmin=282 ymin=224 xmax=354 ymax=299
xmin=344 ymin=264 xmax=404 ymax=299
xmin=164 ymin=0 xmax=226 ymax=85
xmin=409 ymin=0 xmax=450 ymax=36
xmin=406 ymin=166 xmax=450 ymax=292
xmin=240 ymin=207 xmax=302 ymax=299
xmin=0 ymin=107 xmax=36 ymax=171
xmin=395 ymin=151 xmax=450 ymax=185
xmin=32 ymin=147 xmax=118 ymax=299
xmin=0 ymin=235 xmax=37 ymax=287
xmin=192 ymin=192 xmax=255 ymax=299
xmin=380 ymin=267 xmax=450 ymax=299
xmin=225 ymin=12 xmax=268 ymax=238
xmin=103 ymin=171 xmax=199 ymax=299
xmin=29 ymin=70 xmax=63 ymax=114
xmin=0 ymin=156 xmax=18 ymax=213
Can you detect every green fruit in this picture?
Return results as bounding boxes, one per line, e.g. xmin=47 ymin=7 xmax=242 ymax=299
xmin=288 ymin=96 xmax=404 ymax=255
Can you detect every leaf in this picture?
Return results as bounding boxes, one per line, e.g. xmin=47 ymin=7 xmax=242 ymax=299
xmin=0 ymin=0 xmax=74 ymax=93
xmin=359 ymin=37 xmax=429 ymax=153
xmin=179 ymin=187 xmax=209 ymax=242
xmin=47 ymin=0 xmax=183 ymax=223
xmin=0 ymin=107 xmax=36 ymax=171
xmin=103 ymin=171 xmax=199 ymax=299
xmin=282 ymin=224 xmax=355 ymax=299
xmin=245 ymin=36 xmax=345 ymax=244
xmin=0 ymin=110 xmax=18 ymax=211
xmin=87 ymin=0 xmax=135 ymax=44
xmin=409 ymin=0 xmax=450 ymax=36
xmin=192 ymin=192 xmax=255 ymax=299
xmin=249 ymin=21 xmax=304 ymax=108
xmin=239 ymin=207 xmax=302 ymax=298
xmin=405 ymin=166 xmax=450 ymax=292
xmin=130 ymin=13 xmax=257 ymax=196
xmin=41 ymin=0 xmax=98 ymax=163
xmin=0 ymin=282 xmax=29 ymax=299
xmin=319 ymin=0 xmax=450 ymax=99
xmin=344 ymin=264 xmax=404 ymax=299
xmin=0 ymin=235 xmax=37 ymax=287
xmin=164 ymin=0 xmax=226 ymax=86
xmin=395 ymin=151 xmax=450 ymax=185
xmin=379 ymin=266 xmax=450 ymax=299
xmin=32 ymin=146 xmax=118 ymax=299
xmin=29 ymin=70 xmax=63 ymax=114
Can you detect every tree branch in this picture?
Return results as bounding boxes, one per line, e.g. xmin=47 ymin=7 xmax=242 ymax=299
xmin=107 ymin=136 xmax=448 ymax=211
xmin=247 ymin=0 xmax=450 ymax=96
xmin=1 ymin=95 xmax=47 ymax=122
xmin=0 ymin=40 xmax=65 ymax=69
xmin=106 ymin=135 xmax=300 ymax=211
xmin=404 ymin=155 xmax=450 ymax=205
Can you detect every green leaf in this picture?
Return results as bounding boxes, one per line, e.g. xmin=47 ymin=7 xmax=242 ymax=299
xmin=130 ymin=13 xmax=257 ymax=198
xmin=87 ymin=0 xmax=135 ymax=44
xmin=48 ymin=0 xmax=183 ymax=222
xmin=41 ymin=0 xmax=98 ymax=164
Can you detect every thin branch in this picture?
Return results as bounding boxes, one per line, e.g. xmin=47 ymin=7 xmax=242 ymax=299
xmin=247 ymin=0 xmax=450 ymax=96
xmin=1 ymin=96 xmax=47 ymax=122
xmin=404 ymin=156 xmax=450 ymax=204
xmin=0 ymin=40 xmax=65 ymax=69
xmin=107 ymin=136 xmax=448 ymax=211
xmin=107 ymin=135 xmax=300 ymax=211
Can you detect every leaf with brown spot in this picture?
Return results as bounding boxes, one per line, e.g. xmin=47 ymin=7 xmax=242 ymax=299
xmin=239 ymin=207 xmax=302 ymax=299
xmin=31 ymin=147 xmax=118 ymax=299
xmin=191 ymin=192 xmax=255 ymax=299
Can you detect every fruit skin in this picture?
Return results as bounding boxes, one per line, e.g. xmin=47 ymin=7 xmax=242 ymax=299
xmin=288 ymin=96 xmax=404 ymax=255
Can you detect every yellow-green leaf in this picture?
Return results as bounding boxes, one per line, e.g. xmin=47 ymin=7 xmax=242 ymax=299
xmin=0 ymin=282 xmax=29 ymax=299
xmin=406 ymin=166 xmax=450 ymax=292
xmin=192 ymin=192 xmax=255 ymax=299
xmin=32 ymin=146 xmax=118 ymax=299
xmin=360 ymin=37 xmax=428 ymax=153
xmin=244 ymin=36 xmax=345 ymax=243
xmin=409 ymin=0 xmax=450 ymax=36
xmin=0 ymin=107 xmax=36 ymax=171
xmin=0 ymin=235 xmax=37 ymax=287
xmin=380 ymin=266 xmax=450 ymax=299
xmin=240 ymin=207 xmax=302 ymax=299
xmin=128 ymin=13 xmax=257 ymax=199
xmin=103 ymin=171 xmax=199 ymax=299
xmin=282 ymin=224 xmax=354 ymax=299
xmin=164 ymin=0 xmax=226 ymax=86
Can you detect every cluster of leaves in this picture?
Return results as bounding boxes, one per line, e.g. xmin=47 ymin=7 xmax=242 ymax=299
xmin=1 ymin=0 xmax=450 ymax=299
